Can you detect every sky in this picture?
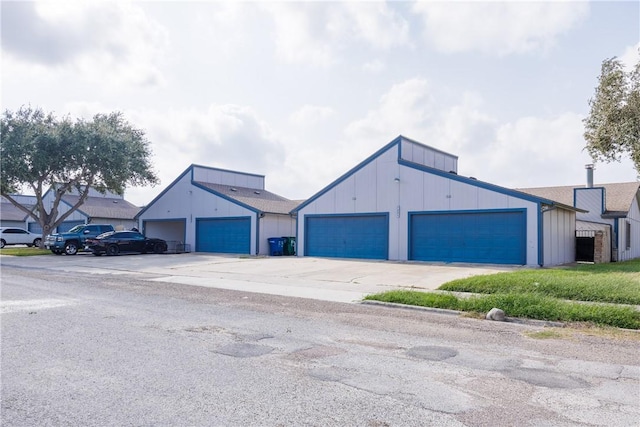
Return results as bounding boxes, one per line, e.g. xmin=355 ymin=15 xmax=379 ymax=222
xmin=2 ymin=0 xmax=639 ymax=207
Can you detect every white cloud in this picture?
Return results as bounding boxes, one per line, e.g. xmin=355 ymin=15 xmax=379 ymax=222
xmin=264 ymin=3 xmax=336 ymax=67
xmin=412 ymin=1 xmax=589 ymax=55
xmin=331 ymin=2 xmax=410 ymax=50
xmin=620 ymin=42 xmax=640 ymax=72
xmin=363 ymin=59 xmax=386 ymax=73
xmin=342 ymin=78 xmax=635 ymax=192
xmin=346 ymin=78 xmax=436 ymax=141
xmin=263 ymin=2 xmax=410 ymax=67
xmin=1 ymin=1 xmax=168 ymax=88
xmin=463 ymin=113 xmax=637 ymax=189
xmin=429 ymin=93 xmax=497 ymax=155
xmin=289 ymin=105 xmax=335 ymax=127
xmin=73 ymin=104 xmax=286 ymax=206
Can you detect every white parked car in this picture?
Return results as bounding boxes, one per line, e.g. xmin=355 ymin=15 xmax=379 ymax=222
xmin=0 ymin=227 xmax=43 ymax=248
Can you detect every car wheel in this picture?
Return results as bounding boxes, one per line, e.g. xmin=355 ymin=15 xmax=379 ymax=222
xmin=106 ymin=245 xmax=119 ymax=256
xmin=0 ymin=239 xmax=5 ymax=249
xmin=33 ymin=238 xmax=42 ymax=247
xmin=64 ymin=241 xmax=79 ymax=255
xmin=153 ymin=243 xmax=165 ymax=254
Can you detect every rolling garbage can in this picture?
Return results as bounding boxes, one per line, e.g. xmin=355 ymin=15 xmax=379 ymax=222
xmin=267 ymin=237 xmax=285 ymax=256
xmin=282 ymin=237 xmax=296 ymax=256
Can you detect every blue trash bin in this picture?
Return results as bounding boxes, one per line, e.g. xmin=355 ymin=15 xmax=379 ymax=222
xmin=267 ymin=237 xmax=284 ymax=256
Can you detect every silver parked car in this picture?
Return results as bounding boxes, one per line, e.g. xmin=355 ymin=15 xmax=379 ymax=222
xmin=0 ymin=227 xmax=43 ymax=248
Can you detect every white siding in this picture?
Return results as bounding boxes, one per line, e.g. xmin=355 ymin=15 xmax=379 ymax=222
xmin=192 ymin=166 xmax=264 ymax=190
xmin=138 ymin=171 xmax=257 ymax=254
xmin=143 ymin=220 xmax=186 ymax=243
xmin=258 ymin=214 xmax=296 ymax=256
xmin=400 ymin=139 xmax=457 ymax=173
xmin=617 ymin=196 xmax=640 ymax=261
xmin=60 ymin=187 xmax=123 ymax=199
xmin=92 ymin=217 xmax=136 ymax=230
xmin=297 ymin=143 xmax=548 ymax=266
xmin=575 ymin=188 xmax=605 ymax=222
xmin=543 ymin=208 xmax=576 ymax=266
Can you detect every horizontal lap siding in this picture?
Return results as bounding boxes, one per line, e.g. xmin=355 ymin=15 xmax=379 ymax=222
xmin=410 ymin=210 xmax=526 ymax=265
xmin=196 ymin=217 xmax=251 ymax=254
xmin=305 ymin=214 xmax=388 ymax=260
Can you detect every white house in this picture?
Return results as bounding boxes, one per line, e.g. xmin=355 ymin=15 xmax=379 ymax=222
xmin=26 ymin=186 xmax=140 ymax=233
xmin=0 ymin=195 xmax=37 ymax=228
xmin=135 ymin=164 xmax=298 ymax=255
xmin=292 ymin=136 xmax=581 ymax=266
xmin=519 ymin=169 xmax=640 ymax=262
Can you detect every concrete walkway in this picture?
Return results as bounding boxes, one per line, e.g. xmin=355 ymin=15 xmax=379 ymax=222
xmin=2 ymin=253 xmax=516 ymax=303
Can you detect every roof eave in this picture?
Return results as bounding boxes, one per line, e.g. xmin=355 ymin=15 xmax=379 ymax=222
xmin=602 ymin=211 xmax=628 ymax=219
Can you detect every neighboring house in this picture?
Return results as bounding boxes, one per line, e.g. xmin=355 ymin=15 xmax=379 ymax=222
xmin=518 ymin=170 xmax=640 ymax=262
xmin=135 ymin=164 xmax=299 ymax=255
xmin=26 ymin=186 xmax=141 ymax=233
xmin=292 ymin=135 xmax=582 ymax=266
xmin=0 ymin=195 xmax=36 ymax=228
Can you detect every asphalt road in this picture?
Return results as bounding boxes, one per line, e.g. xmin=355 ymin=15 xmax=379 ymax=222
xmin=1 ymin=263 xmax=639 ymax=426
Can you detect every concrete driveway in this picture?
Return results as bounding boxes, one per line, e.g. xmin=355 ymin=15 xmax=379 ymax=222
xmin=2 ymin=253 xmax=516 ymax=303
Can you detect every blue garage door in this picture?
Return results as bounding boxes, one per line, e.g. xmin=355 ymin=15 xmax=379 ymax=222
xmin=196 ymin=217 xmax=251 ymax=254
xmin=28 ymin=222 xmax=43 ymax=234
xmin=409 ymin=210 xmax=526 ymax=265
xmin=305 ymin=214 xmax=388 ymax=260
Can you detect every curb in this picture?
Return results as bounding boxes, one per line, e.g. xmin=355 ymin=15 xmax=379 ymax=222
xmin=360 ymin=300 xmax=566 ymax=328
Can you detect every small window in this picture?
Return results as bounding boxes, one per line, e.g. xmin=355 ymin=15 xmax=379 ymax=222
xmin=625 ymin=221 xmax=631 ymax=250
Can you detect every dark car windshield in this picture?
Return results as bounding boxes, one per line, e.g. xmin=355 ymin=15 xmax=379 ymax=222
xmin=67 ymin=225 xmax=85 ymax=233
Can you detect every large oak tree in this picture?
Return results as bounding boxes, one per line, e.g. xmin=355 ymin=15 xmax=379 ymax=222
xmin=583 ymin=52 xmax=640 ymax=175
xmin=1 ymin=106 xmax=159 ymax=239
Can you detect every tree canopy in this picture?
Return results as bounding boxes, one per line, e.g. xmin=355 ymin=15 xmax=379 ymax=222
xmin=0 ymin=106 xmax=159 ymax=236
xmin=583 ymin=51 xmax=640 ymax=175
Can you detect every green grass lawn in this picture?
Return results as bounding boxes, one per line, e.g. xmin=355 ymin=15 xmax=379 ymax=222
xmin=364 ymin=259 xmax=640 ymax=329
xmin=440 ymin=259 xmax=640 ymax=305
xmin=0 ymin=247 xmax=52 ymax=256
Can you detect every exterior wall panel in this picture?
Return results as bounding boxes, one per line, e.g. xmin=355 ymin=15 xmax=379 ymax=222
xmin=543 ymin=208 xmax=576 ymax=266
xmin=400 ymin=139 xmax=457 ymax=173
xmin=192 ymin=166 xmax=264 ymax=190
xmin=334 ymin=176 xmax=357 ymax=213
xmin=295 ymin=137 xmax=573 ymax=266
xmin=92 ymin=217 xmax=136 ymax=230
xmin=575 ymin=188 xmax=605 ymax=222
xmin=143 ymin=219 xmax=186 ymax=243
xmin=137 ymin=172 xmax=257 ymax=254
xmin=259 ymin=214 xmax=296 ymax=256
xmin=618 ymin=197 xmax=640 ymax=261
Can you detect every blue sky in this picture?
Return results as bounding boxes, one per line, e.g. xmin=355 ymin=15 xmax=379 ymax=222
xmin=2 ymin=1 xmax=639 ymax=206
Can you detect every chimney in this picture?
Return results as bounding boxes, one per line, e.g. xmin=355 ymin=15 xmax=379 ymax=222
xmin=585 ymin=164 xmax=594 ymax=188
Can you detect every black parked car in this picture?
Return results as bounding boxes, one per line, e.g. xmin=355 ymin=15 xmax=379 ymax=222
xmin=86 ymin=231 xmax=167 ymax=256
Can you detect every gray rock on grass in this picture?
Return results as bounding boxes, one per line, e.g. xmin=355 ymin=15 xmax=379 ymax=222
xmin=486 ymin=307 xmax=506 ymax=321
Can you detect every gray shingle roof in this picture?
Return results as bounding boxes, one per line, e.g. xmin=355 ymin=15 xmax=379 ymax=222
xmin=517 ymin=182 xmax=639 ymax=215
xmin=63 ymin=195 xmax=141 ymax=220
xmin=194 ymin=181 xmax=301 ymax=214
xmin=0 ymin=202 xmax=33 ymax=221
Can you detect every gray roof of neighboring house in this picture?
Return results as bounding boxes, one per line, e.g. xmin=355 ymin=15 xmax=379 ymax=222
xmin=517 ymin=182 xmax=640 ymax=216
xmin=194 ymin=181 xmax=301 ymax=214
xmin=0 ymin=202 xmax=33 ymax=221
xmin=63 ymin=195 xmax=141 ymax=220
xmin=577 ymin=220 xmax=612 ymax=232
